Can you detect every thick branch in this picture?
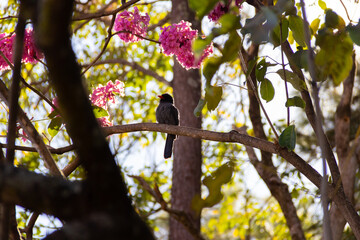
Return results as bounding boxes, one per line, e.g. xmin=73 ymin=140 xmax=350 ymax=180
xmin=0 ymin=163 xmax=84 ymax=221
xmin=105 ymin=123 xmax=276 ymax=153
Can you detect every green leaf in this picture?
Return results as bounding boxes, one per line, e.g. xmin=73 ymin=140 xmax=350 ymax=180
xmin=93 ymin=106 xmax=109 ymax=118
xmin=255 ymin=58 xmax=267 ymax=82
xmin=193 ymin=38 xmax=212 ymax=58
xmin=205 ymin=85 xmax=223 ymax=111
xmin=270 ymin=18 xmax=289 ymax=48
xmin=285 ymin=96 xmax=305 ymax=108
xmin=218 ymin=14 xmax=242 ymax=34
xmin=325 ymin=9 xmax=339 ymax=29
xmin=203 ymin=162 xmax=234 ymax=207
xmin=279 ymin=125 xmax=296 ymax=151
xmin=260 ymin=78 xmax=275 ymax=102
xmin=346 ymin=22 xmax=360 ymax=46
xmin=47 ymin=116 xmax=63 ymax=138
xmin=48 ymin=110 xmax=59 ymax=119
xmin=203 ymin=57 xmax=222 ymax=81
xmin=221 ymin=31 xmax=241 ymax=62
xmin=192 ymin=161 xmax=234 ymax=213
xmin=194 ymin=99 xmax=206 ymax=117
xmin=189 ymin=0 xmax=219 ymax=19
xmin=318 ymin=0 xmax=327 ymax=10
xmin=292 ymin=47 xmax=309 ymax=70
xmin=276 ymin=69 xmax=308 ymax=91
xmin=315 ymin=30 xmax=353 ymax=85
xmin=288 ymin=15 xmax=306 ymax=47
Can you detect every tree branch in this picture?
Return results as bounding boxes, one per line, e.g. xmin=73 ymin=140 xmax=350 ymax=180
xmin=82 ymin=59 xmax=170 ymax=85
xmin=0 ymin=163 xmax=84 ymax=221
xmin=72 ymin=0 xmax=140 ymax=21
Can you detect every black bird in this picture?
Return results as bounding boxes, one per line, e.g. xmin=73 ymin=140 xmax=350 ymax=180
xmin=156 ymin=93 xmax=179 ymax=158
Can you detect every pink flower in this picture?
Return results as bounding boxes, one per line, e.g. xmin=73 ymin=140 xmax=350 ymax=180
xmin=114 ymin=7 xmax=150 ymax=43
xmin=235 ymin=0 xmax=244 ymax=8
xmin=19 ymin=128 xmax=28 ymax=142
xmin=0 ymin=33 xmax=15 ymax=70
xmin=208 ymin=1 xmax=229 ymax=22
xmin=50 ymin=97 xmax=59 ymax=112
xmin=0 ymin=29 xmax=43 ymax=71
xmin=159 ymin=21 xmax=213 ymax=69
xmin=97 ymin=117 xmax=113 ymax=127
xmin=23 ymin=29 xmax=44 ymax=63
xmin=91 ymin=80 xmax=125 ymax=109
xmin=194 ymin=43 xmax=214 ymax=68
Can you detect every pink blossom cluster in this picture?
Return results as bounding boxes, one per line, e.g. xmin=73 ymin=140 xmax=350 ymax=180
xmin=114 ymin=7 xmax=150 ymax=43
xmin=91 ymin=80 xmax=125 ymax=109
xmin=208 ymin=0 xmax=243 ymax=22
xmin=0 ymin=33 xmax=14 ymax=70
xmin=208 ymin=1 xmax=229 ymax=22
xmin=159 ymin=21 xmax=213 ymax=69
xmin=0 ymin=29 xmax=43 ymax=71
xmin=23 ymin=29 xmax=44 ymax=63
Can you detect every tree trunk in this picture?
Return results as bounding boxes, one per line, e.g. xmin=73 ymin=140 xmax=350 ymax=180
xmin=170 ymin=1 xmax=202 ymax=239
xmin=330 ymin=55 xmax=357 ymax=240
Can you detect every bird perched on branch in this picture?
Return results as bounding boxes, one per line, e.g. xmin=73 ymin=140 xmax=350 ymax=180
xmin=156 ymin=93 xmax=179 ymax=158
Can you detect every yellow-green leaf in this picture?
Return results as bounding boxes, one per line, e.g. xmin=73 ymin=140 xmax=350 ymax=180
xmin=288 ymin=15 xmax=306 ymax=47
xmin=205 ymin=85 xmax=223 ymax=111
xmin=310 ymin=18 xmax=320 ymax=35
xmin=318 ymin=0 xmax=327 ymax=10
xmin=48 ymin=116 xmax=63 ymax=137
xmin=276 ymin=69 xmax=308 ymax=91
xmin=285 ymin=96 xmax=305 ymax=108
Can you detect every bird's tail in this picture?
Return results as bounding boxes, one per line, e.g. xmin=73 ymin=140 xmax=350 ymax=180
xmin=164 ymin=134 xmax=176 ymax=159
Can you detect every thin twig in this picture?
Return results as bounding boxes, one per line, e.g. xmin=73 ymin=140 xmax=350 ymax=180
xmin=0 ymin=143 xmax=75 ymax=155
xmin=0 ymin=15 xmax=18 ymax=20
xmin=81 ymin=59 xmax=169 ymax=85
xmin=129 ymin=175 xmax=206 ymax=240
xmin=279 ymin=22 xmax=290 ymax=126
xmin=73 ymin=0 xmax=140 ymax=21
xmin=0 ymin=50 xmax=58 ymax=113
xmin=238 ymin=50 xmax=279 ymax=139
xmin=339 ymin=0 xmax=353 ymax=24
xmin=81 ymin=14 xmax=116 ymax=76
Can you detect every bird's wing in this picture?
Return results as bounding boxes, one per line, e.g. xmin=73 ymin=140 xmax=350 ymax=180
xmin=170 ymin=106 xmax=179 ymax=125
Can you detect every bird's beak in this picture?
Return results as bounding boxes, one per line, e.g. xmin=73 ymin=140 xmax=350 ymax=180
xmin=158 ymin=95 xmax=164 ymax=99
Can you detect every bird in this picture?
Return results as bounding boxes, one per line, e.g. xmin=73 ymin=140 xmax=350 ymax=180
xmin=156 ymin=93 xmax=179 ymax=159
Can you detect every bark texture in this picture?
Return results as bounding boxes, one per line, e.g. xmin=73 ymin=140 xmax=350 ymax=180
xmin=170 ymin=0 xmax=202 ymax=239
xmin=330 ymin=56 xmax=357 ymax=240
